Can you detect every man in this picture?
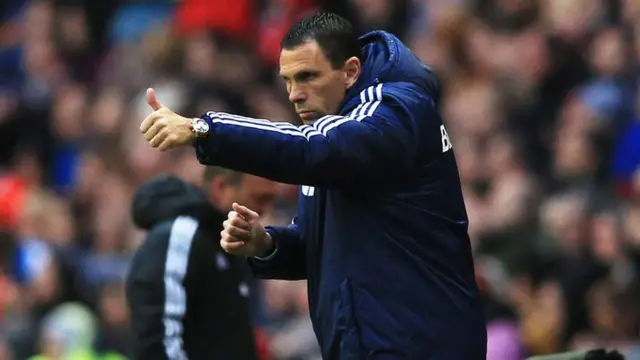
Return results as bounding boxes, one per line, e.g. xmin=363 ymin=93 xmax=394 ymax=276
xmin=125 ymin=169 xmax=278 ymax=360
xmin=139 ymin=12 xmax=487 ymax=359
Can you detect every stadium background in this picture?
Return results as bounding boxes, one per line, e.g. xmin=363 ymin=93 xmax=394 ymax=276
xmin=1 ymin=0 xmax=640 ymax=359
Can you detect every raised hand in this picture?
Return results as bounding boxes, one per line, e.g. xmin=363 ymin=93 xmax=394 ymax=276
xmin=140 ymin=88 xmax=194 ymax=151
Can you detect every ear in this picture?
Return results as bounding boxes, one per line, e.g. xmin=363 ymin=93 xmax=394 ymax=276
xmin=207 ymin=176 xmax=228 ymax=206
xmin=343 ymin=56 xmax=361 ymax=89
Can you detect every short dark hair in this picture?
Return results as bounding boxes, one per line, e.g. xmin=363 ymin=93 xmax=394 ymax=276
xmin=203 ymin=166 xmax=244 ymax=186
xmin=281 ymin=12 xmax=361 ymax=69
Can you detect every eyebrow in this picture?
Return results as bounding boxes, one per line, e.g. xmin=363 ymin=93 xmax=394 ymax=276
xmin=281 ymin=70 xmax=319 ymax=81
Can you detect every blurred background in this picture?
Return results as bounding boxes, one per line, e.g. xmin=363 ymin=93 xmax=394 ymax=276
xmin=0 ymin=0 xmax=640 ymax=359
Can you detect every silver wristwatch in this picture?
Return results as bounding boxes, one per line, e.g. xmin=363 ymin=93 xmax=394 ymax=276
xmin=190 ymin=118 xmax=210 ymax=139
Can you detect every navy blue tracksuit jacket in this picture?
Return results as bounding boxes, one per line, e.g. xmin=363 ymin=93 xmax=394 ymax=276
xmin=193 ymin=31 xmax=487 ymax=359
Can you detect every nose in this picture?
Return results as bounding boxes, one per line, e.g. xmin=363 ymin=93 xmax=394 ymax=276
xmin=288 ymin=84 xmax=307 ymax=104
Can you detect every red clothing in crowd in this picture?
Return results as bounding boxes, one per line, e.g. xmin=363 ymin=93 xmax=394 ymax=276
xmin=174 ymin=0 xmax=258 ymax=41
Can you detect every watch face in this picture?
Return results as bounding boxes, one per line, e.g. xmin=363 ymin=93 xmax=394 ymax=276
xmin=194 ymin=119 xmax=210 ymax=133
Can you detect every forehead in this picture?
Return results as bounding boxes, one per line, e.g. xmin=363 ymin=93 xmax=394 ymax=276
xmin=279 ymin=41 xmax=332 ymax=76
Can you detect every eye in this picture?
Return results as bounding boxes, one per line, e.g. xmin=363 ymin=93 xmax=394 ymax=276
xmin=294 ymin=71 xmax=318 ymax=83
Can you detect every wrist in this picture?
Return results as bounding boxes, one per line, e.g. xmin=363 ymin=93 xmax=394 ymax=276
xmin=189 ymin=117 xmax=210 ymax=140
xmin=256 ymin=232 xmax=276 ymax=259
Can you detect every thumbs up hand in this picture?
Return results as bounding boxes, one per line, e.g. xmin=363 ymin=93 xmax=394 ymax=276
xmin=221 ymin=203 xmax=274 ymax=258
xmin=140 ymin=88 xmax=194 ymax=151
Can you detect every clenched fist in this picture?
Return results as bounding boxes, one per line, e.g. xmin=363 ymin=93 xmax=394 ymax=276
xmin=140 ymin=88 xmax=194 ymax=151
xmin=221 ymin=202 xmax=274 ymax=258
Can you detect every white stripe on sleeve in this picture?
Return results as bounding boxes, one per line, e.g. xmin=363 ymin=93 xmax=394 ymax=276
xmin=206 ymin=83 xmax=383 ymax=140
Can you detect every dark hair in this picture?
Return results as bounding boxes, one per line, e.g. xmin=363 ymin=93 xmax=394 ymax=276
xmin=203 ymin=166 xmax=244 ymax=186
xmin=281 ymin=12 xmax=361 ymax=69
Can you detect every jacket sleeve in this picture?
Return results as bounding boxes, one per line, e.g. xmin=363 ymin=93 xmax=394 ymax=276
xmin=248 ymin=216 xmax=306 ymax=280
xmin=125 ymin=220 xmax=197 ymax=360
xmin=193 ymin=82 xmax=432 ymax=188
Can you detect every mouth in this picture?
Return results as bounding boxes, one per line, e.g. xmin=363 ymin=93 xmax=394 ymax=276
xmin=298 ymin=110 xmax=317 ymax=121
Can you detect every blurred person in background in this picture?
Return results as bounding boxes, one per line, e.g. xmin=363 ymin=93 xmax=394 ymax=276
xmin=140 ymin=11 xmax=486 ymax=360
xmin=126 ymin=168 xmax=279 ymax=360
xmin=94 ymin=281 xmax=131 ymax=358
xmin=27 ymin=302 xmax=125 ymax=360
xmin=570 ymin=279 xmax=640 ymax=355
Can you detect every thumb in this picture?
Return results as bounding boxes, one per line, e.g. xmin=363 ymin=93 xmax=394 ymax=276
xmin=146 ymin=88 xmax=163 ymax=111
xmin=232 ymin=202 xmax=259 ymax=221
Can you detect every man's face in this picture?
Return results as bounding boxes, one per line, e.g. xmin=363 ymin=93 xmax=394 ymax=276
xmin=280 ymin=40 xmax=354 ymax=124
xmin=214 ymin=175 xmax=279 ymax=216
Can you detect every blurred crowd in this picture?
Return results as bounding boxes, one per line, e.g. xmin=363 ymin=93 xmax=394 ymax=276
xmin=0 ymin=0 xmax=640 ymax=359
